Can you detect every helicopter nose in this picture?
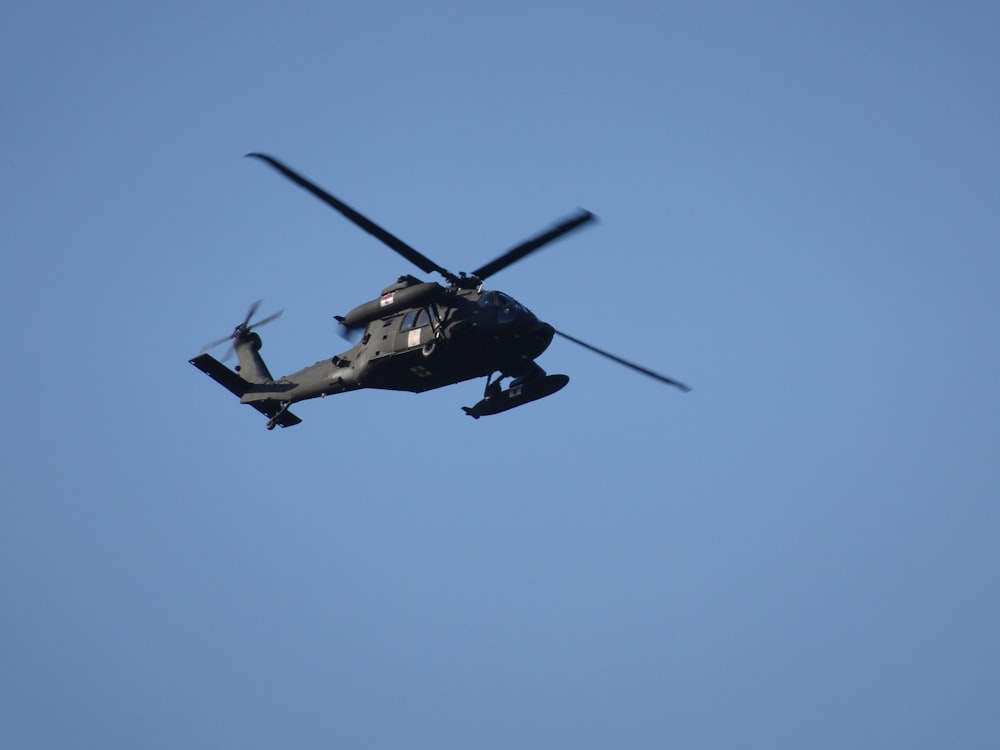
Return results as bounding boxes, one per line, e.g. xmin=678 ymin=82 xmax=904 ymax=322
xmin=525 ymin=321 xmax=555 ymax=357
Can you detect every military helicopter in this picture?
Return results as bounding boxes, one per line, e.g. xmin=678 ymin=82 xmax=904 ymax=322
xmin=190 ymin=153 xmax=689 ymax=429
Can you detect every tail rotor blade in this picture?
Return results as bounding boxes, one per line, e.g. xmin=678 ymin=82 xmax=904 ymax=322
xmin=201 ymin=333 xmax=235 ymax=352
xmin=554 ymin=329 xmax=691 ymax=392
xmin=250 ymin=308 xmax=284 ymax=329
xmin=200 ymin=301 xmax=283 ymax=355
xmin=242 ymin=299 xmax=262 ymax=328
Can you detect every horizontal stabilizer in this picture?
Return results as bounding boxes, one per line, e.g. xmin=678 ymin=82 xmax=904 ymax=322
xmin=190 ymin=353 xmax=249 ymax=397
xmin=190 ymin=353 xmax=302 ymax=428
xmin=249 ymin=401 xmax=302 ymax=428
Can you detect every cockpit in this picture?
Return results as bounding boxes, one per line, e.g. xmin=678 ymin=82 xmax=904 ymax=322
xmin=477 ymin=291 xmax=533 ymax=323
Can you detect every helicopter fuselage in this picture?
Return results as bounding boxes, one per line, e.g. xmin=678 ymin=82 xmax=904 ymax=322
xmin=234 ymin=277 xmax=555 ymax=407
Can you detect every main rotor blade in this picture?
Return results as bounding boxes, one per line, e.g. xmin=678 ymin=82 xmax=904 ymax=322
xmin=554 ymin=329 xmax=691 ymax=392
xmin=471 ymin=209 xmax=596 ymax=281
xmin=247 ymin=153 xmax=458 ymax=283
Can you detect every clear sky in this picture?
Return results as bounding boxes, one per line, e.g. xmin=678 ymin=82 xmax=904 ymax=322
xmin=3 ymin=1 xmax=999 ymax=748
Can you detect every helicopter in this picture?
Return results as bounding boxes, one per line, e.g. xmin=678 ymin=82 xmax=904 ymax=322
xmin=190 ymin=153 xmax=690 ymax=429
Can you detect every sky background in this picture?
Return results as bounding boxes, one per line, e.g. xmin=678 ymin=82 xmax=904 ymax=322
xmin=3 ymin=1 xmax=999 ymax=748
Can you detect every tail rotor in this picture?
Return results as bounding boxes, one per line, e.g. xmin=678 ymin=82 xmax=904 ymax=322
xmin=201 ymin=300 xmax=284 ymax=362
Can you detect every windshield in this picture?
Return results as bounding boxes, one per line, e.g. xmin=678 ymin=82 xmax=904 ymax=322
xmin=478 ymin=291 xmax=531 ymax=315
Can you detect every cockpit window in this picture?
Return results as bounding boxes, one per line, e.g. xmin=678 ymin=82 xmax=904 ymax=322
xmin=477 ymin=291 xmax=530 ymax=314
xmin=415 ymin=309 xmax=430 ymax=328
xmin=477 ymin=290 xmax=533 ymax=324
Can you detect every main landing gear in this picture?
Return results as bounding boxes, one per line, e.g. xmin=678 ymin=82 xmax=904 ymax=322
xmin=462 ymin=366 xmax=569 ymax=419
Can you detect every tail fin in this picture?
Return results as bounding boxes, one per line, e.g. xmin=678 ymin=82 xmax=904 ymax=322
xmin=233 ymin=332 xmax=274 ymax=384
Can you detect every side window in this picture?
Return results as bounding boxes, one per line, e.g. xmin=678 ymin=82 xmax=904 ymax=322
xmin=414 ymin=309 xmax=430 ymax=328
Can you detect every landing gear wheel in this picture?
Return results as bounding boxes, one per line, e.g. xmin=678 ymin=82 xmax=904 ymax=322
xmin=265 ymin=401 xmax=291 ymax=430
xmin=422 ymin=339 xmax=445 ymax=358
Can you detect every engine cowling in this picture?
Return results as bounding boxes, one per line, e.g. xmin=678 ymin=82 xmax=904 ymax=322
xmin=339 ymin=281 xmax=444 ymax=330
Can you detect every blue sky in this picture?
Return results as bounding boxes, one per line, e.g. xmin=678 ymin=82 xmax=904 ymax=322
xmin=3 ymin=1 xmax=999 ymax=748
